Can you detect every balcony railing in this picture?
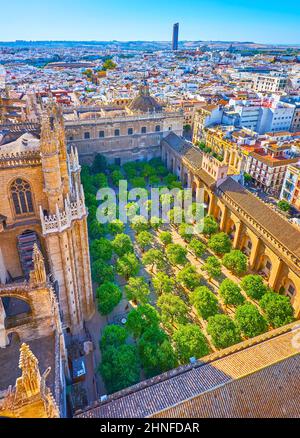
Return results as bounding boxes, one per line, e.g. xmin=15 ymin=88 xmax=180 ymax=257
xmin=40 ymin=194 xmax=86 ymax=235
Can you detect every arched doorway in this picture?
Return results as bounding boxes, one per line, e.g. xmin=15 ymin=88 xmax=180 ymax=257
xmin=164 ymin=150 xmax=168 ymax=167
xmin=170 ymin=158 xmax=174 ymax=173
xmin=281 ymin=278 xmax=296 ymax=303
xmin=183 ymin=172 xmax=189 ymax=188
xmin=203 ymin=191 xmax=211 ymax=215
xmin=192 ymin=181 xmax=199 ymax=201
xmin=3 ymin=296 xmax=32 ymax=329
xmin=241 ymin=234 xmax=253 ymax=256
xmin=1 ymin=295 xmax=32 ymax=347
xmin=214 ymin=205 xmax=222 ymax=223
xmin=259 ymin=255 xmax=272 ymax=279
xmin=17 ymin=230 xmax=42 ymax=279
xmin=227 ymin=218 xmax=236 ymax=240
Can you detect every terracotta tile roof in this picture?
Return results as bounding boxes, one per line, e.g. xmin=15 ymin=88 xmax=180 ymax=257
xmin=250 ymin=151 xmax=299 ymax=167
xmin=201 ymin=104 xmax=219 ymax=113
xmin=162 ymin=133 xmax=215 ymax=187
xmin=153 ymin=355 xmax=300 ymax=418
xmin=75 ymin=324 xmax=300 ymax=418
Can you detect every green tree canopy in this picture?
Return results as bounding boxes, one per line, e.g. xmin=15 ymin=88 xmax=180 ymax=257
xmin=116 ymin=253 xmax=140 ymax=279
xmin=125 ymin=277 xmax=150 ymax=305
xmin=129 ymin=176 xmax=146 ymax=188
xmin=91 ymin=259 xmax=114 ymax=284
xmin=159 ymin=231 xmax=173 ymax=246
xmin=173 ymin=324 xmax=209 ymax=364
xmin=100 ymin=324 xmax=127 ymax=351
xmin=149 ymin=175 xmax=160 ymax=186
xmin=259 ymin=292 xmax=294 ymax=328
xmin=152 ymin=272 xmax=175 ymax=295
xmin=243 ymin=172 xmax=252 ymax=183
xmin=150 ymin=216 xmax=162 ymax=230
xmin=112 ymin=233 xmax=133 ymax=256
xmin=99 ymin=344 xmax=139 ymax=393
xmin=222 ymin=250 xmax=248 ymax=276
xmin=88 ymin=220 xmax=107 ymax=240
xmin=96 ymin=282 xmax=122 ymax=315
xmin=189 ymin=238 xmax=206 ymax=258
xmin=202 ymin=256 xmax=222 ymax=280
xmin=83 ymin=68 xmax=93 ymax=78
xmin=176 ymin=264 xmax=201 ymax=291
xmin=166 ymin=244 xmax=188 ymax=266
xmin=168 ymin=207 xmax=184 ymax=224
xmin=122 ymin=163 xmax=137 ymax=179
xmin=157 ymin=293 xmax=189 ymax=326
xmin=111 ymin=169 xmax=124 ymax=186
xmin=142 ymin=249 xmax=166 ymax=272
xmin=202 ymin=215 xmax=218 ymax=236
xmin=208 ymin=232 xmax=232 ymax=255
xmin=107 ymin=219 xmax=125 ymax=235
xmin=91 ymin=153 xmax=107 ymax=174
xmin=141 ymin=163 xmax=156 ymax=178
xmin=90 ymin=238 xmax=113 ymax=261
xmin=136 ymin=231 xmax=152 ymax=251
xmin=190 ymin=286 xmax=219 ymax=320
xmin=92 ymin=172 xmax=108 ymax=189
xmin=126 ymin=304 xmax=160 ymax=339
xmin=83 ymin=178 xmax=98 ymax=196
xmin=144 ymin=200 xmax=152 ymax=213
xmin=240 ymin=275 xmax=268 ymax=300
xmin=130 ymin=216 xmax=150 ymax=233
xmin=219 ymin=279 xmax=245 ymax=306
xmin=156 ymin=165 xmax=168 ymax=177
xmin=102 ymin=58 xmax=117 ymax=70
xmin=138 ymin=326 xmax=177 ymax=378
xmin=235 ymin=303 xmax=268 ymax=338
xmin=178 ymin=223 xmax=193 ymax=242
xmin=207 ymin=314 xmax=241 ymax=349
xmin=125 ymin=202 xmax=140 ymax=219
xmin=277 ymin=200 xmax=290 ymax=212
xmin=163 ymin=173 xmax=178 ymax=186
xmin=169 ymin=180 xmax=183 ymax=190
xmin=160 ymin=192 xmax=174 ymax=207
xmin=85 ymin=192 xmax=98 ymax=208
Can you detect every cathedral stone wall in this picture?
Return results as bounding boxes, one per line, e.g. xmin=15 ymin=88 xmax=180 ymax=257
xmin=0 ymin=163 xmax=48 ymax=225
xmin=0 ymin=162 xmax=49 ymax=279
xmin=65 ymin=112 xmax=183 ymax=164
xmin=0 ymin=110 xmax=95 ymax=334
xmin=0 ymin=282 xmax=56 ymax=342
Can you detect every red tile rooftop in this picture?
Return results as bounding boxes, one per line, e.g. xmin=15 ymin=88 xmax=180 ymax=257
xmin=266 ymin=131 xmax=293 ymax=137
xmin=250 ymin=151 xmax=299 ymax=166
xmin=241 ymin=145 xmax=261 ymax=153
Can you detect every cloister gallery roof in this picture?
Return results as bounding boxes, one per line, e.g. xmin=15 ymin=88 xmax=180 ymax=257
xmin=75 ymin=323 xmax=300 ymax=418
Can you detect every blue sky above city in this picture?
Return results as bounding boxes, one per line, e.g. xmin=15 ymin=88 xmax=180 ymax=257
xmin=1 ymin=0 xmax=299 ymax=44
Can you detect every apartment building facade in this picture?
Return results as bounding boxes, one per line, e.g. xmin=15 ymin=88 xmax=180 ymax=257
xmin=280 ymin=163 xmax=300 ymax=210
xmin=253 ymin=74 xmax=288 ymax=93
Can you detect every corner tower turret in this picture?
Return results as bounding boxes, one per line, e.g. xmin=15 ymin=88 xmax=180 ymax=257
xmin=40 ymin=112 xmax=64 ymax=214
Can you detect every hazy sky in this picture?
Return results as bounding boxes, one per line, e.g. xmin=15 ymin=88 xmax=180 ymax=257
xmin=1 ymin=0 xmax=299 ymax=44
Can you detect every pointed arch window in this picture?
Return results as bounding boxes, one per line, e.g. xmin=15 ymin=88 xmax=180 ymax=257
xmin=11 ymin=179 xmax=34 ymax=215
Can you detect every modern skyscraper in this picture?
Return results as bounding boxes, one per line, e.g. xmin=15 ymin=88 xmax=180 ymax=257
xmin=172 ymin=22 xmax=179 ymax=51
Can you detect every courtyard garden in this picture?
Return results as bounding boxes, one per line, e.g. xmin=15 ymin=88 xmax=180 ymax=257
xmin=82 ymin=154 xmax=295 ymax=395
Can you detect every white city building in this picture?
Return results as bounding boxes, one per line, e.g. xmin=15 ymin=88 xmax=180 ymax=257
xmin=253 ymin=74 xmax=288 ymax=93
